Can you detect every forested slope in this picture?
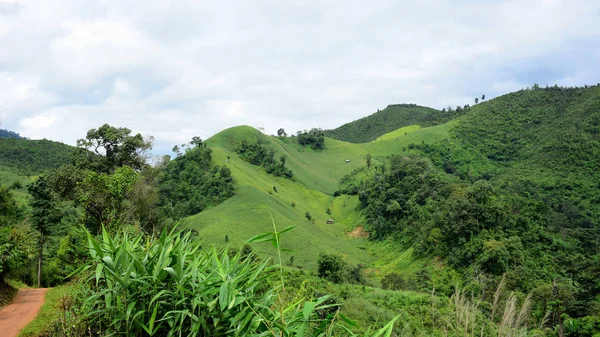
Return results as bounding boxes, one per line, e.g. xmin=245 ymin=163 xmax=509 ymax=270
xmin=0 ymin=138 xmax=75 ymax=175
xmin=324 ymin=103 xmax=451 ymax=143
xmin=349 ymin=84 xmax=600 ymax=327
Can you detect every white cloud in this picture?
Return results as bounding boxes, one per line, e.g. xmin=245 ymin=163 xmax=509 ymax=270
xmin=0 ymin=0 xmax=599 ymax=152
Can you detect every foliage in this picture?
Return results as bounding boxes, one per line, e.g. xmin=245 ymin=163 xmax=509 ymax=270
xmin=0 ymin=224 xmax=34 ymax=283
xmin=317 ymin=253 xmax=364 ymax=285
xmin=29 ymin=175 xmax=63 ymax=286
xmin=236 ymin=139 xmax=293 ymax=178
xmin=324 ymin=104 xmax=452 ymax=143
xmin=0 ymin=138 xmax=74 ymax=175
xmin=350 ymin=85 xmax=600 ymax=326
xmin=296 ymin=128 xmax=326 ymax=150
xmin=74 ymin=123 xmax=153 ymax=173
xmin=160 ymin=138 xmax=236 ymax=219
xmin=75 ymin=226 xmax=390 ymax=337
xmin=0 ymin=185 xmax=20 ymax=226
xmin=76 ymin=166 xmax=139 ymax=233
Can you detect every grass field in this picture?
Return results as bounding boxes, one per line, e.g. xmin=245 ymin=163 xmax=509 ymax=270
xmin=0 ymin=168 xmax=36 ymax=204
xmin=187 ymin=121 xmax=457 ymax=271
xmin=371 ymin=125 xmax=421 ymax=142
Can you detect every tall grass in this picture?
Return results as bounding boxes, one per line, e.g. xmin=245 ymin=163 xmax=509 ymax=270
xmin=443 ymin=275 xmax=538 ymax=337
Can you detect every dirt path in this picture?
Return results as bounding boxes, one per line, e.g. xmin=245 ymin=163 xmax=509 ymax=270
xmin=0 ymin=288 xmax=48 ymax=337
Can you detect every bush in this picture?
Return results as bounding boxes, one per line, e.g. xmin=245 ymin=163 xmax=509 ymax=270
xmin=317 ymin=253 xmax=345 ymax=284
xmin=236 ymin=140 xmax=293 ymax=178
xmin=296 ymin=128 xmax=325 ymax=150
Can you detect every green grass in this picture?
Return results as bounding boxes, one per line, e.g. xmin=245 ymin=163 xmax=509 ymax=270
xmin=324 ymin=103 xmax=451 ymax=143
xmin=18 ymin=285 xmax=71 ymax=337
xmin=0 ymin=168 xmax=36 ymax=204
xmin=6 ymin=279 xmax=31 ymax=289
xmin=187 ymin=122 xmax=456 ymax=271
xmin=372 ymin=125 xmax=421 ymax=142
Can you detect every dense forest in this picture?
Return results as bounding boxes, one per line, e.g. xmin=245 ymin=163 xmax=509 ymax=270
xmin=324 ymin=104 xmax=451 ymax=143
xmin=0 ymin=138 xmax=75 ymax=175
xmin=341 ymin=84 xmax=600 ymax=334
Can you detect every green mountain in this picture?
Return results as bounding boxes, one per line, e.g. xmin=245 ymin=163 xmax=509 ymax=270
xmin=0 ymin=129 xmax=22 ymax=139
xmin=324 ymin=103 xmax=451 ymax=143
xmin=0 ymin=138 xmax=75 ymax=175
xmin=0 ymin=137 xmax=75 ymax=203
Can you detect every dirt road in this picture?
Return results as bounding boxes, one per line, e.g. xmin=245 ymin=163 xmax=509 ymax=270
xmin=0 ymin=288 xmax=48 ymax=337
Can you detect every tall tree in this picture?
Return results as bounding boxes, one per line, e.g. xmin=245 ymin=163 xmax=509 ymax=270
xmin=366 ymin=153 xmax=372 ymax=168
xmin=481 ymin=94 xmax=486 ymax=101
xmin=277 ymin=128 xmax=287 ymax=137
xmin=475 ymin=97 xmax=479 ymax=104
xmin=28 ymin=175 xmax=62 ymax=287
xmin=75 ymin=124 xmax=153 ymax=173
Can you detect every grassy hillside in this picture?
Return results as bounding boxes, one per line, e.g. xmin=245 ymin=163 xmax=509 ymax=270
xmin=0 ymin=138 xmax=74 ymax=175
xmin=324 ymin=103 xmax=451 ymax=143
xmin=184 ymin=123 xmax=455 ymax=270
xmin=206 ymin=123 xmax=454 ymax=195
xmin=0 ymin=170 xmax=36 ymax=203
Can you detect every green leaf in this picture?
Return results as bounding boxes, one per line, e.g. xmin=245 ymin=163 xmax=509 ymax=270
xmin=303 ymin=301 xmax=316 ymax=320
xmin=246 ymin=232 xmax=274 ymax=243
xmin=219 ymin=281 xmax=229 ymax=311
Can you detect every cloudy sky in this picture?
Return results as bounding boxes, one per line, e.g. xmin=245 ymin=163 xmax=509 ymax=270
xmin=1 ymin=0 xmax=599 ymax=154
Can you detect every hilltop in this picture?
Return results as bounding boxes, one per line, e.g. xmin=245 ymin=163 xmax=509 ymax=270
xmin=0 ymin=137 xmax=75 ymax=202
xmin=0 ymin=138 xmax=75 ymax=175
xmin=0 ymin=129 xmax=22 ymax=139
xmin=324 ymin=103 xmax=451 ymax=143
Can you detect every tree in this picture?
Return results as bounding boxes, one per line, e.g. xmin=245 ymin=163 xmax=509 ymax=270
xmin=160 ymin=137 xmax=235 ymax=219
xmin=0 ymin=185 xmax=19 ymax=226
xmin=28 ymin=175 xmax=62 ymax=287
xmin=277 ymin=128 xmax=287 ymax=137
xmin=317 ymin=253 xmax=346 ymax=283
xmin=75 ymin=124 xmax=153 ymax=173
xmin=366 ymin=153 xmax=372 ymax=168
xmin=481 ymin=94 xmax=486 ymax=101
xmin=381 ymin=273 xmax=405 ymax=290
xmin=475 ymin=97 xmax=479 ymax=104
xmin=297 ymin=128 xmax=325 ymax=150
xmin=77 ymin=166 xmax=139 ymax=234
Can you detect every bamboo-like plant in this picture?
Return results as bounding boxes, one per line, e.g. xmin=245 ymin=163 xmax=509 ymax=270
xmin=83 ymin=224 xmax=399 ymax=337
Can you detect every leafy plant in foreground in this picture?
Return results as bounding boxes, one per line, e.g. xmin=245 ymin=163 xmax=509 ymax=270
xmin=81 ymin=225 xmax=397 ymax=336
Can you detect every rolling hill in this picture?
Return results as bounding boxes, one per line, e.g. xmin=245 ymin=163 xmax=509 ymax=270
xmin=0 ymin=138 xmax=75 ymax=175
xmin=0 ymin=135 xmax=76 ymax=202
xmin=183 ymin=121 xmax=455 ymax=270
xmin=324 ymin=103 xmax=451 ymax=143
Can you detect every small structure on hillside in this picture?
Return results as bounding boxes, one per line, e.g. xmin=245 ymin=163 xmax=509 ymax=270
xmin=326 ymin=219 xmax=335 ymax=224
xmin=345 ymin=159 xmax=350 ymax=163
